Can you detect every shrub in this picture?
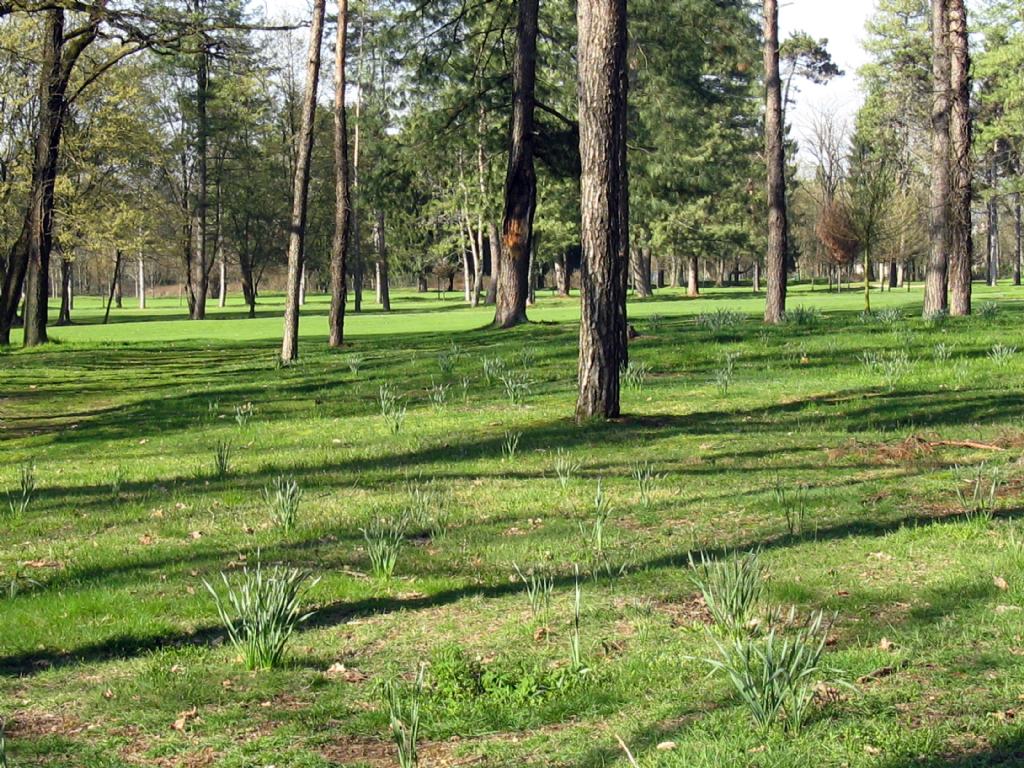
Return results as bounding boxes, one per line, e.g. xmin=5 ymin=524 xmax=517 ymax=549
xmin=379 ymin=383 xmax=407 ymax=434
xmin=502 ymin=430 xmax=521 ymax=461
xmin=344 ymin=353 xmax=365 ymax=374
xmin=784 ymin=305 xmax=820 ymax=326
xmin=697 ymin=309 xmax=743 ymax=333
xmin=702 ymin=610 xmax=830 ymax=733
xmin=204 ymin=557 xmax=318 ymax=671
xmin=988 ymin=343 xmax=1016 ymax=366
xmin=977 ymin=302 xmax=999 ymax=319
xmin=213 ymin=441 xmax=232 ymax=478
xmin=263 ymin=475 xmax=302 ymax=532
xmin=688 ymin=550 xmax=765 ymax=633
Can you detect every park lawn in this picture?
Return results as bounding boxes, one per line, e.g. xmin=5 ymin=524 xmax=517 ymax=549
xmin=3 ymin=283 xmax=1024 ymax=767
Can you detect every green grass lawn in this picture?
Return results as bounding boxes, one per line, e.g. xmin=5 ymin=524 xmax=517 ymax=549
xmin=3 ymin=282 xmax=1024 ymax=767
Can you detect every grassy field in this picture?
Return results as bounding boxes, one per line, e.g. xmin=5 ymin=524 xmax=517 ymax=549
xmin=3 ymin=283 xmax=1024 ymax=767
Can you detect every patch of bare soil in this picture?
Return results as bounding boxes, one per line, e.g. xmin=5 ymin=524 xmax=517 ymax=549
xmin=321 ymin=736 xmax=486 ymax=767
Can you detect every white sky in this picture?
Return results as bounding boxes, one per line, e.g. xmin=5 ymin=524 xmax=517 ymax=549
xmin=261 ymin=0 xmax=877 ymax=154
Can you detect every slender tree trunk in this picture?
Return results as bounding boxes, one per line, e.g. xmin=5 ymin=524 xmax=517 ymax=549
xmin=280 ymin=0 xmax=326 ymax=363
xmin=554 ymin=251 xmax=569 ymax=296
xmin=632 ymin=245 xmax=653 ymax=297
xmin=925 ymin=0 xmax=951 ymax=316
xmin=328 ymin=0 xmax=351 ymax=347
xmin=190 ymin=48 xmax=210 ymax=320
xmin=137 ymin=256 xmax=146 ymax=309
xmin=299 ymin=264 xmax=306 ymax=305
xmin=762 ymin=0 xmax=788 ymax=324
xmin=56 ymin=255 xmax=71 ymax=325
xmin=472 ymin=228 xmax=485 ymax=305
xmin=1014 ymin=192 xmax=1022 ymax=287
xmin=374 ymin=210 xmax=390 ymax=311
xmin=948 ymin=0 xmax=972 ymax=315
xmin=0 ymin=221 xmax=28 ymax=345
xmin=987 ymin=182 xmax=998 ymax=286
xmin=113 ymin=251 xmax=123 ymax=309
xmin=687 ymin=255 xmax=699 ymax=297
xmin=494 ymin=0 xmax=539 ymax=328
xmin=102 ymin=249 xmax=122 ymax=324
xmin=576 ymin=0 xmax=628 ymax=421
xmin=888 ymin=260 xmax=898 ymax=289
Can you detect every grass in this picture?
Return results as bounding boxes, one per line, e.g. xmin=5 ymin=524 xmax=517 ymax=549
xmin=2 ymin=282 xmax=1024 ymax=766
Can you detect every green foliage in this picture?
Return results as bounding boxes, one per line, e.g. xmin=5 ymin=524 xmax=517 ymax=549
xmin=553 ymin=449 xmax=582 ymax=489
xmin=954 ymin=463 xmax=1003 ymax=522
xmin=630 ymin=460 xmax=660 ymax=509
xmin=363 ymin=515 xmax=408 ymax=579
xmin=204 ymin=558 xmax=318 ymax=671
xmin=379 ymin=383 xmax=408 ymax=434
xmin=263 ymin=475 xmax=302 ymax=533
xmin=688 ymin=550 xmax=765 ymax=634
xmin=773 ymin=477 xmax=809 ymax=536
xmin=622 ymin=361 xmax=650 ymax=392
xmin=5 ymin=461 xmax=35 ymax=518
xmin=383 ymin=666 xmax=424 ymax=768
xmin=513 ymin=563 xmax=554 ymax=619
xmin=502 ymin=431 xmax=521 ymax=461
xmin=212 ymin=440 xmax=232 ymax=478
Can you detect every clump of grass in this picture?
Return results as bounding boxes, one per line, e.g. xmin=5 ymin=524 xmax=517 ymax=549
xmin=263 ymin=475 xmax=302 ymax=533
xmin=3 ymin=565 xmax=41 ymax=599
xmin=459 ymin=375 xmax=471 ymax=401
xmin=513 ymin=563 xmax=554 ymax=619
xmin=714 ymin=352 xmax=738 ymax=396
xmin=234 ymin=402 xmax=255 ymax=428
xmin=785 ymin=305 xmax=820 ymax=326
xmin=517 ymin=346 xmax=537 ymax=368
xmin=204 ymin=556 xmax=318 ymax=671
xmin=954 ymin=462 xmax=1002 ymax=521
xmin=343 ymin=353 xmax=365 ymax=374
xmin=687 ymin=550 xmax=765 ymax=634
xmin=383 ymin=666 xmax=424 ymax=768
xmin=952 ymin=359 xmax=971 ymax=389
xmin=630 ymin=460 xmax=660 ymax=508
xmin=861 ymin=349 xmax=910 ymax=390
xmin=6 ymin=461 xmax=36 ymax=518
xmin=876 ymin=307 xmax=903 ymax=326
xmin=481 ymin=356 xmax=506 ymax=386
xmin=110 ymin=466 xmax=125 ymax=500
xmin=924 ymin=308 xmax=949 ymax=329
xmin=502 ymin=430 xmax=521 ymax=461
xmin=213 ymin=440 xmax=232 ymax=478
xmin=932 ymin=342 xmax=954 ymax=363
xmin=554 ymin=449 xmax=582 ymax=489
xmin=772 ymin=476 xmax=809 ymax=536
xmin=701 ymin=609 xmax=830 ymax=733
xmin=977 ymin=302 xmax=999 ymax=319
xmin=622 ymin=360 xmax=650 ymax=392
xmin=379 ymin=383 xmax=407 ymax=435
xmin=437 ymin=351 xmax=456 ymax=378
xmin=500 ymin=370 xmax=532 ymax=405
xmin=647 ymin=313 xmax=664 ymax=332
xmin=569 ymin=565 xmax=586 ymax=673
xmin=988 ymin=343 xmax=1016 ymax=366
xmin=578 ymin=481 xmax=613 ymax=564
xmin=363 ymin=514 xmax=408 ymax=579
xmin=697 ymin=309 xmax=742 ymax=333
xmin=427 ymin=378 xmax=449 ymax=409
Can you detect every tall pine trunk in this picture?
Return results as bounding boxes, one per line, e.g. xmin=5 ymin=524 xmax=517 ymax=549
xmin=948 ymin=0 xmax=972 ymax=315
xmin=57 ymin=255 xmax=72 ymax=325
xmin=687 ymin=255 xmax=699 ymax=297
xmin=762 ymin=0 xmax=788 ymax=324
xmin=1014 ymin=192 xmax=1022 ymax=287
xmin=329 ymin=0 xmax=351 ymax=348
xmin=190 ymin=48 xmax=210 ymax=320
xmin=575 ymin=0 xmax=628 ymax=421
xmin=494 ymin=0 xmax=538 ymax=328
xmin=485 ymin=221 xmax=500 ymax=304
xmin=632 ymin=246 xmax=652 ymax=297
xmin=374 ymin=210 xmax=390 ymax=311
xmin=925 ymin=0 xmax=951 ymax=316
xmin=137 ymin=256 xmax=146 ymax=309
xmin=280 ymin=0 xmax=326 ymax=362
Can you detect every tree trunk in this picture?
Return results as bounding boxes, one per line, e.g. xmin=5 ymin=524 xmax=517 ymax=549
xmin=280 ymin=0 xmax=326 ymax=363
xmin=299 ymin=264 xmax=307 ymax=305
xmin=687 ymin=255 xmax=699 ymax=297
xmin=554 ymin=251 xmax=569 ymax=296
xmin=632 ymin=245 xmax=653 ymax=297
xmin=576 ymin=0 xmax=628 ymax=421
xmin=56 ymin=255 xmax=72 ymax=326
xmin=762 ymin=0 xmax=788 ymax=324
xmin=113 ymin=251 xmax=123 ymax=310
xmin=472 ymin=228 xmax=485 ymax=306
xmin=924 ymin=0 xmax=951 ymax=316
xmin=1014 ymin=192 xmax=1022 ymax=287
xmin=987 ymin=181 xmax=998 ymax=286
xmin=948 ymin=0 xmax=972 ymax=315
xmin=190 ymin=47 xmax=210 ymax=320
xmin=753 ymin=259 xmax=761 ymax=293
xmin=137 ymin=256 xmax=146 ymax=309
xmin=888 ymin=260 xmax=898 ymax=289
xmin=374 ymin=209 xmax=390 ymax=311
xmin=103 ymin=249 xmax=122 ymax=324
xmin=494 ymin=0 xmax=539 ymax=328
xmin=328 ymin=0 xmax=351 ymax=347
xmin=0 ymin=221 xmax=28 ymax=345
xmin=485 ymin=220 xmax=500 ymax=304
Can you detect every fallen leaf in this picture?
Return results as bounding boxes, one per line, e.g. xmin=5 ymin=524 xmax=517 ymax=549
xmin=879 ymin=637 xmax=896 ymax=651
xmin=139 ymin=534 xmax=154 ymax=545
xmin=325 ymin=663 xmax=368 ymax=683
xmin=994 ymin=576 xmax=1010 ymax=591
xmin=656 ymin=741 xmax=677 ymax=751
xmin=102 ymin=689 xmax=115 ymax=700
xmin=865 ymin=745 xmax=881 ymax=756
xmin=170 ymin=706 xmax=197 ymax=732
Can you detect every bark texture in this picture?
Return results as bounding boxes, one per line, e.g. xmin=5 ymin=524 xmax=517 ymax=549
xmin=374 ymin=210 xmax=390 ymax=311
xmin=494 ymin=0 xmax=538 ymax=328
xmin=280 ymin=0 xmax=325 ymax=362
xmin=924 ymin=0 xmax=951 ymax=316
xmin=947 ymin=0 xmax=972 ymax=315
xmin=575 ymin=0 xmax=629 ymax=421
xmin=328 ymin=0 xmax=351 ymax=348
xmin=762 ymin=0 xmax=788 ymax=324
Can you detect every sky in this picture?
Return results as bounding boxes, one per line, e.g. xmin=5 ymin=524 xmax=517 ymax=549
xmin=261 ymin=0 xmax=878 ymax=152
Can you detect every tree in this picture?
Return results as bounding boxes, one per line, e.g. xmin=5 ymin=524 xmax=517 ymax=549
xmin=947 ymin=0 xmax=972 ymax=315
xmin=280 ymin=0 xmax=326 ymax=363
xmin=762 ymin=0 xmax=788 ymax=323
xmin=576 ymin=0 xmax=628 ymax=421
xmin=494 ymin=0 xmax=539 ymax=329
xmin=924 ymin=0 xmax=950 ymax=316
xmin=328 ymin=0 xmax=351 ymax=348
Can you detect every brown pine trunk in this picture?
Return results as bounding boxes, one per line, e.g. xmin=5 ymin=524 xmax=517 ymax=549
xmin=924 ymin=0 xmax=951 ymax=316
xmin=103 ymin=249 xmax=122 ymax=324
xmin=485 ymin=221 xmax=500 ymax=304
xmin=328 ymin=0 xmax=351 ymax=347
xmin=0 ymin=221 xmax=28 ymax=345
xmin=280 ymin=0 xmax=326 ymax=362
xmin=1014 ymin=192 xmax=1022 ymax=287
xmin=190 ymin=48 xmax=210 ymax=320
xmin=56 ymin=255 xmax=72 ymax=326
xmin=554 ymin=251 xmax=569 ymax=296
xmin=374 ymin=210 xmax=390 ymax=311
xmin=762 ymin=0 xmax=788 ymax=324
xmin=576 ymin=0 xmax=628 ymax=421
xmin=632 ymin=246 xmax=652 ymax=297
xmin=987 ymin=175 xmax=998 ymax=286
xmin=687 ymin=255 xmax=699 ymax=297
xmin=948 ymin=0 xmax=972 ymax=315
xmin=494 ymin=0 xmax=538 ymax=328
